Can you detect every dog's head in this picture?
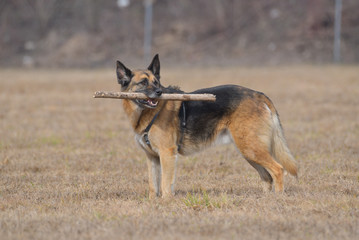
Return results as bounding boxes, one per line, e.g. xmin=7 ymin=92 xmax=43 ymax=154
xmin=116 ymin=54 xmax=163 ymax=108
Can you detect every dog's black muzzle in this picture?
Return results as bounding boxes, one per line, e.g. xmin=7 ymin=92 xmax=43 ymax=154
xmin=145 ymin=88 xmax=162 ymax=99
xmin=136 ymin=88 xmax=162 ymax=108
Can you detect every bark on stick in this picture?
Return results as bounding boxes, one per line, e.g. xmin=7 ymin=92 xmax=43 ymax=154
xmin=93 ymin=91 xmax=216 ymax=101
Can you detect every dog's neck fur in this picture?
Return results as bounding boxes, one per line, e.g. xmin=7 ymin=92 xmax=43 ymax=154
xmin=122 ymin=99 xmax=162 ymax=133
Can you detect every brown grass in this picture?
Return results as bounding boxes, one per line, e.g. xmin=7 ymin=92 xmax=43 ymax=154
xmin=0 ymin=66 xmax=358 ymax=240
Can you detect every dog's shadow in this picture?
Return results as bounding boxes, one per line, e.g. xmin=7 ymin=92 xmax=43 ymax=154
xmin=111 ymin=183 xmax=303 ymax=201
xmin=175 ymin=186 xmax=260 ymax=197
xmin=175 ymin=184 xmax=303 ymax=198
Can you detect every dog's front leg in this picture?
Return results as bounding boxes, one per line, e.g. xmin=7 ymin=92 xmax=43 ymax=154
xmin=145 ymin=153 xmax=161 ymax=199
xmin=159 ymin=147 xmax=177 ymax=198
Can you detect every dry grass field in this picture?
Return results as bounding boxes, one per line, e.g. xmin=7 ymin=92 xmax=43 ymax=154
xmin=0 ymin=66 xmax=358 ymax=240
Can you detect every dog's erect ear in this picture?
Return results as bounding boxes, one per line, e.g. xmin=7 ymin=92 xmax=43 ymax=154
xmin=116 ymin=60 xmax=132 ymax=88
xmin=147 ymin=54 xmax=160 ymax=80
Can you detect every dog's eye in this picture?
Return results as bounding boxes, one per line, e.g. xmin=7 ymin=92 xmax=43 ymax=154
xmin=153 ymin=80 xmax=159 ymax=86
xmin=139 ymin=79 xmax=148 ymax=86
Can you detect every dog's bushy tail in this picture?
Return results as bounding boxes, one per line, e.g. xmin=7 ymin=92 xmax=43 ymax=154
xmin=270 ymin=111 xmax=298 ymax=177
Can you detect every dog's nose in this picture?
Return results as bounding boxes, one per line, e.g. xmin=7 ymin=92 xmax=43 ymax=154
xmin=155 ymin=89 xmax=162 ymax=96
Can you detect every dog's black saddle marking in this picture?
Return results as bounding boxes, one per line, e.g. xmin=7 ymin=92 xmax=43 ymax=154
xmin=142 ymin=102 xmax=186 ymax=153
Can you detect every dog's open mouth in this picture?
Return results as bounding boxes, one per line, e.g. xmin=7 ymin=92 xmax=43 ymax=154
xmin=137 ymin=98 xmax=159 ymax=108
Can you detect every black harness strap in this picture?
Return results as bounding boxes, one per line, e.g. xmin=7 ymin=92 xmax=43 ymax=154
xmin=142 ymin=102 xmax=186 ymax=152
xmin=142 ymin=111 xmax=159 ymax=150
xmin=178 ymin=102 xmax=186 ymax=152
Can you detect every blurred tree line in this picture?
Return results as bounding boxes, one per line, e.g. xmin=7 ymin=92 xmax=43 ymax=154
xmin=0 ymin=0 xmax=358 ymax=67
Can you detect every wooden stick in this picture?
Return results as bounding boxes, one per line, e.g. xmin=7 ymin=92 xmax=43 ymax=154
xmin=93 ymin=91 xmax=216 ymax=101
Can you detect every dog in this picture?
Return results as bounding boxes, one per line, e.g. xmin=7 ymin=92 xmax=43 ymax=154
xmin=116 ymin=54 xmax=298 ymax=198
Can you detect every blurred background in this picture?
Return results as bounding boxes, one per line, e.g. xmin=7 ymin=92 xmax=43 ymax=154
xmin=0 ymin=0 xmax=358 ymax=68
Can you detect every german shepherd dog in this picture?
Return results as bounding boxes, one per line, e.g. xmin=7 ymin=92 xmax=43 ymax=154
xmin=116 ymin=54 xmax=298 ymax=199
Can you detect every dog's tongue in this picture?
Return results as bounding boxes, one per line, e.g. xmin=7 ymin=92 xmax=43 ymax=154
xmin=147 ymin=99 xmax=158 ymax=106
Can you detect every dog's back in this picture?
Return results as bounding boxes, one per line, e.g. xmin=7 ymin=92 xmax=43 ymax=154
xmin=177 ymin=84 xmax=298 ymax=192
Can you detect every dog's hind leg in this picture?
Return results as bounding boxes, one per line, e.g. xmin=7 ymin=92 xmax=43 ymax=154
xmin=234 ymin=139 xmax=284 ymax=192
xmin=229 ymin=123 xmax=284 ymax=192
xmin=246 ymin=159 xmax=273 ymax=192
xmin=145 ymin=153 xmax=161 ymax=199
